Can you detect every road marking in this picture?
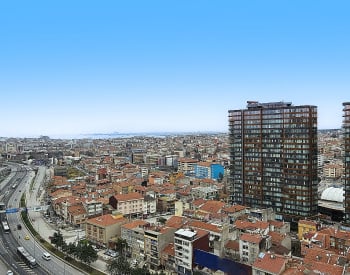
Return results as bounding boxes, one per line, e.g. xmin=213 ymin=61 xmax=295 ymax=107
xmin=17 ymin=262 xmax=37 ymax=274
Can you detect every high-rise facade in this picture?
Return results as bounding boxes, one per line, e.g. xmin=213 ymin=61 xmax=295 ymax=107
xmin=228 ymin=101 xmax=318 ymax=221
xmin=343 ymin=102 xmax=350 ymax=223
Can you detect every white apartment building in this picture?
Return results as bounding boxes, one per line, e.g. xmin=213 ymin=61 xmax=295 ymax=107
xmin=174 ymin=228 xmax=209 ymax=275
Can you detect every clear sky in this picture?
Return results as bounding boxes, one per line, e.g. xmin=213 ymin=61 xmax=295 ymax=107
xmin=1 ymin=1 xmax=349 ymax=138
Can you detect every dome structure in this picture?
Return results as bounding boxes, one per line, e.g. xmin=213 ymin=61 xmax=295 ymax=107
xmin=320 ymin=187 xmax=344 ymax=203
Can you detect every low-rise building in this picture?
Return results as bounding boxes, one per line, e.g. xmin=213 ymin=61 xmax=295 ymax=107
xmin=252 ymin=252 xmax=288 ymax=275
xmin=85 ymin=214 xmax=128 ymax=247
xmin=239 ymin=233 xmax=272 ymax=264
xmin=109 ymin=192 xmax=144 ymax=217
xmin=298 ymin=219 xmax=320 ymax=239
xmin=67 ymin=203 xmax=87 ymax=226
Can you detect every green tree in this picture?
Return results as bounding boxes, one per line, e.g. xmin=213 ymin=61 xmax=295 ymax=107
xmin=115 ymin=237 xmax=128 ymax=257
xmin=61 ymin=242 xmax=68 ymax=253
xmin=67 ymin=242 xmax=77 ymax=259
xmin=51 ymin=231 xmax=64 ymax=249
xmin=74 ymin=241 xmax=84 ymax=260
xmin=107 ymin=256 xmax=132 ymax=275
xmin=131 ymin=267 xmax=151 ymax=275
xmin=80 ymin=243 xmax=98 ymax=265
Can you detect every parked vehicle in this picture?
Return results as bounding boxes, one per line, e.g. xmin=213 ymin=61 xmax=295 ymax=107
xmin=104 ymin=249 xmax=118 ymax=257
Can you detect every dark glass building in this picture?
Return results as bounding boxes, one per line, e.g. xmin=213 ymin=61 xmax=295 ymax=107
xmin=228 ymin=101 xmax=318 ymax=221
xmin=343 ymin=102 xmax=350 ymax=223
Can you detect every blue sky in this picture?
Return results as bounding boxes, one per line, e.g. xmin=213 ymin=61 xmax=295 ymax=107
xmin=0 ymin=1 xmax=349 ymax=138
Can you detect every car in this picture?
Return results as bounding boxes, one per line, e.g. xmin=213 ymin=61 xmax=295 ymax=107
xmin=17 ymin=224 xmax=22 ymax=230
xmin=104 ymin=249 xmax=118 ymax=257
xmin=6 ymin=270 xmax=13 ymax=275
xmin=24 ymin=235 xmax=30 ymax=240
xmin=42 ymin=252 xmax=51 ymax=261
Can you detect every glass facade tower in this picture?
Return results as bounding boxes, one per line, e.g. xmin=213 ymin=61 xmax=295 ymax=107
xmin=228 ymin=101 xmax=318 ymax=221
xmin=343 ymin=102 xmax=350 ymax=223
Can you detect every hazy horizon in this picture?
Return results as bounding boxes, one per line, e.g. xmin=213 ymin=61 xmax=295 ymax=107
xmin=1 ymin=1 xmax=350 ymax=138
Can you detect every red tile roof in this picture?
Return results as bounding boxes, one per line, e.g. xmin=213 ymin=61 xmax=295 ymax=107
xmin=166 ymin=216 xmax=186 ymax=229
xmin=122 ymin=220 xmax=150 ymax=230
xmin=68 ymin=203 xmax=87 ymax=216
xmin=253 ymin=253 xmax=287 ymax=274
xmin=268 ymin=220 xmax=285 ymax=228
xmin=269 ymin=231 xmax=285 ymax=245
xmin=199 ymin=200 xmax=225 ymax=214
xmin=240 ymin=233 xmax=263 ymax=244
xmin=225 ymin=240 xmax=239 ymax=251
xmin=192 ymin=198 xmax=206 ymax=207
xmin=234 ymin=220 xmax=269 ymax=231
xmin=114 ymin=192 xmax=143 ymax=201
xmin=87 ymin=214 xmax=127 ymax=227
xmin=223 ymin=204 xmax=246 ymax=213
xmin=187 ymin=220 xmax=221 ymax=233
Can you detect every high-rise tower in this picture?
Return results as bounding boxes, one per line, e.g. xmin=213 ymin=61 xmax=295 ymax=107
xmin=343 ymin=102 xmax=350 ymax=223
xmin=228 ymin=101 xmax=318 ymax=221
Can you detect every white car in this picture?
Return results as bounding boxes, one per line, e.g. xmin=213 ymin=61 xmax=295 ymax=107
xmin=42 ymin=252 xmax=51 ymax=261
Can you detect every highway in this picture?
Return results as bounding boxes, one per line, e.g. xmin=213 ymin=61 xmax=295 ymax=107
xmin=0 ymin=163 xmax=85 ymax=275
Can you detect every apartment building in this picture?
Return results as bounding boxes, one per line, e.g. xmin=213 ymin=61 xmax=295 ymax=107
xmin=174 ymin=228 xmax=209 ymax=275
xmin=144 ymin=226 xmax=177 ymax=271
xmin=85 ymin=214 xmax=128 ymax=247
xmin=144 ymin=195 xmax=157 ymax=216
xmin=83 ymin=199 xmax=103 ymax=217
xmin=298 ymin=219 xmax=320 ymax=239
xmin=161 ymin=243 xmax=176 ymax=272
xmin=239 ymin=233 xmax=271 ymax=264
xmin=194 ymin=162 xmax=224 ymax=180
xmin=191 ymin=186 xmax=218 ymax=200
xmin=323 ymin=162 xmax=344 ymax=179
xmin=121 ymin=220 xmax=150 ymax=263
xmin=67 ymin=203 xmax=87 ymax=226
xmin=109 ymin=192 xmax=144 ymax=216
xmin=343 ymin=102 xmax=350 ymax=223
xmin=187 ymin=220 xmax=229 ymax=257
xmin=177 ymin=158 xmax=199 ymax=176
xmin=228 ymin=101 xmax=318 ymax=221
xmin=252 ymin=252 xmax=288 ymax=275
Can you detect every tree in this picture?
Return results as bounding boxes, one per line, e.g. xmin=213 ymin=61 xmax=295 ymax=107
xmin=107 ymin=256 xmax=132 ymax=275
xmin=61 ymin=242 xmax=68 ymax=253
xmin=74 ymin=241 xmax=84 ymax=260
xmin=73 ymin=240 xmax=97 ymax=264
xmin=131 ymin=267 xmax=151 ymax=275
xmin=80 ymin=243 xmax=98 ymax=265
xmin=67 ymin=242 xmax=77 ymax=259
xmin=51 ymin=231 xmax=64 ymax=249
xmin=115 ymin=237 xmax=128 ymax=257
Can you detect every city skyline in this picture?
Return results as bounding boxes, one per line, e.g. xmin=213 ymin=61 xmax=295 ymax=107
xmin=1 ymin=1 xmax=350 ymax=138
